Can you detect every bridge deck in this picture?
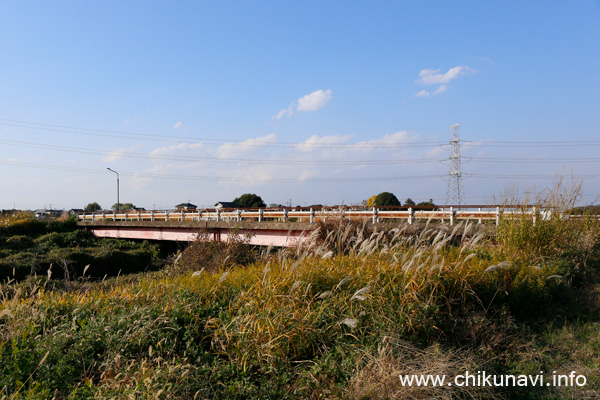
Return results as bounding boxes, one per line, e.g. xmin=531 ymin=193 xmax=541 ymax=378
xmin=78 ymin=220 xmax=316 ymax=247
xmin=77 ymin=206 xmax=526 ymax=247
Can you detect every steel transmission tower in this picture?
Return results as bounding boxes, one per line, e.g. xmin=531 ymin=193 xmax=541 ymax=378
xmin=447 ymin=123 xmax=465 ymax=206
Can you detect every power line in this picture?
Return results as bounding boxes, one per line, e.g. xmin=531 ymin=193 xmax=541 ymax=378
xmin=465 ymin=157 xmax=600 ymax=163
xmin=3 ymin=139 xmax=599 ymax=167
xmin=464 ymin=140 xmax=600 ymax=147
xmin=0 ymin=139 xmax=446 ymax=166
xmin=3 ymin=117 xmax=600 ymax=150
xmin=0 ymin=160 xmax=446 ymax=183
xmin=465 ymin=173 xmax=600 ymax=180
xmin=0 ymin=119 xmax=445 ymax=149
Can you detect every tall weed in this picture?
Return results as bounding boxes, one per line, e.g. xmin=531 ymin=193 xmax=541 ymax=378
xmin=496 ymin=178 xmax=600 ymax=282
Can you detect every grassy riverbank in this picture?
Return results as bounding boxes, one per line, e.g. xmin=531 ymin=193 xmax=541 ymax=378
xmin=0 ymin=213 xmax=163 ymax=281
xmin=0 ymin=197 xmax=599 ymax=399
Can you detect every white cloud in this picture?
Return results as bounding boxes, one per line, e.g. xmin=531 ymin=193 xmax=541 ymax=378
xmin=417 ymin=66 xmax=475 ymax=85
xmin=347 ymin=131 xmax=419 ymax=154
xmin=294 ymin=134 xmax=353 ymax=152
xmin=127 ymin=129 xmax=446 ymax=206
xmin=130 ymin=164 xmax=169 ymax=190
xmin=216 ymin=134 xmax=278 ymax=159
xmin=433 ymin=85 xmax=448 ymax=96
xmin=297 ymin=89 xmax=333 ymax=112
xmin=272 ymin=89 xmax=333 ymax=120
xmin=415 ymin=66 xmax=476 ymax=98
xmin=173 ymin=121 xmax=183 ymax=130
xmin=102 ymin=144 xmax=143 ymax=162
xmin=273 ymin=105 xmax=294 ymax=120
xmin=292 ymin=131 xmax=418 ymax=163
xmin=149 ymin=142 xmax=204 ymax=157
xmin=426 ymin=146 xmax=447 ymax=157
xmin=216 ymin=164 xmax=277 ymax=186
xmin=362 ymin=131 xmax=416 ymax=145
xmin=298 ymin=169 xmax=319 ymax=181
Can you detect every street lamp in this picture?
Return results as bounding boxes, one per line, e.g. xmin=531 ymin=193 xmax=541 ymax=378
xmin=107 ymin=168 xmax=120 ymax=213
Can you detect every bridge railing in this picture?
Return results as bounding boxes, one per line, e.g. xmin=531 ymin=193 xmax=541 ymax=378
xmin=78 ymin=205 xmax=537 ymax=226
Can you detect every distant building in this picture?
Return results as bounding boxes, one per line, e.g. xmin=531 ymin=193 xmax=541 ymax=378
xmin=33 ymin=209 xmax=63 ymax=219
xmin=175 ymin=202 xmax=197 ymax=211
xmin=214 ymin=201 xmax=239 ymax=209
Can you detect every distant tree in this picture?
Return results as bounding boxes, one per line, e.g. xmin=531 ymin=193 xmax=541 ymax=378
xmin=233 ymin=194 xmax=266 ymax=208
xmin=111 ymin=203 xmax=136 ymax=212
xmin=404 ymin=198 xmax=416 ymax=207
xmin=84 ymin=202 xmax=102 ymax=212
xmin=366 ymin=195 xmax=377 ymax=207
xmin=373 ymin=192 xmax=401 ymax=207
xmin=416 ymin=199 xmax=436 ymax=208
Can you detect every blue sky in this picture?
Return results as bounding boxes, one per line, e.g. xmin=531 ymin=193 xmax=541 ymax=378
xmin=1 ymin=1 xmax=599 ymax=210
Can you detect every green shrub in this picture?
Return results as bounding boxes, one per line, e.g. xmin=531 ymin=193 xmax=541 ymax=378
xmin=3 ymin=235 xmax=34 ymax=251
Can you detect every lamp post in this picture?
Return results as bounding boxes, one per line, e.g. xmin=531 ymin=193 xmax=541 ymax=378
xmin=107 ymin=168 xmax=120 ymax=213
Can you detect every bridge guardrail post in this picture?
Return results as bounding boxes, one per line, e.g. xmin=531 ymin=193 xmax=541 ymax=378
xmin=310 ymin=208 xmax=314 ymax=223
xmin=496 ymin=207 xmax=501 ymax=226
xmin=450 ymin=207 xmax=455 ymax=226
xmin=259 ymin=209 xmax=264 ymax=222
xmin=408 ymin=207 xmax=414 ymax=225
xmin=237 ymin=209 xmax=241 ymax=222
xmin=151 ymin=211 xmax=155 ymax=222
xmin=216 ymin=209 xmax=221 ymax=222
xmin=532 ymin=206 xmax=537 ymax=226
xmin=372 ymin=207 xmax=378 ymax=224
xmin=283 ymin=209 xmax=288 ymax=223
xmin=478 ymin=208 xmax=482 ymax=224
xmin=181 ymin=210 xmax=184 ymax=221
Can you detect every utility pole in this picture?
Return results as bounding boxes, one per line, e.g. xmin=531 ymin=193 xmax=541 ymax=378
xmin=447 ymin=123 xmax=465 ymax=206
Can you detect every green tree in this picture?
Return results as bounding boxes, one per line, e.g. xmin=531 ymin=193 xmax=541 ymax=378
xmin=404 ymin=198 xmax=416 ymax=207
xmin=233 ymin=194 xmax=266 ymax=208
xmin=84 ymin=202 xmax=102 ymax=212
xmin=373 ymin=192 xmax=401 ymax=207
xmin=111 ymin=203 xmax=136 ymax=212
xmin=417 ymin=199 xmax=436 ymax=207
xmin=415 ymin=199 xmax=436 ymax=210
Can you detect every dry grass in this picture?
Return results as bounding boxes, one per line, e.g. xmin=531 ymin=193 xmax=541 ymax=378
xmin=170 ymin=228 xmax=257 ymax=275
xmin=0 ymin=186 xmax=598 ymax=398
xmin=348 ymin=338 xmax=501 ymax=400
xmin=495 ymin=178 xmax=600 ymax=282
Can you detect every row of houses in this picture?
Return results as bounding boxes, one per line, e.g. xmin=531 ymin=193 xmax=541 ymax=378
xmin=175 ymin=202 xmax=239 ymax=211
xmin=30 ymin=202 xmax=242 ymax=219
xmin=34 ymin=209 xmax=83 ymax=219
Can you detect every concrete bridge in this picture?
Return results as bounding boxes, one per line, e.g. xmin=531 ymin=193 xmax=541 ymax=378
xmin=77 ymin=206 xmax=510 ymax=247
xmin=77 ymin=220 xmax=313 ymax=247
